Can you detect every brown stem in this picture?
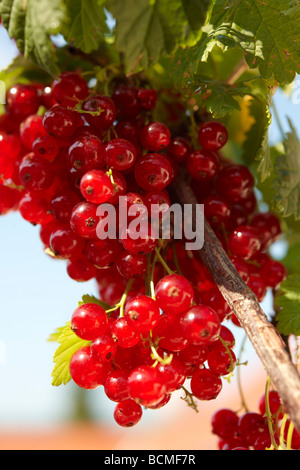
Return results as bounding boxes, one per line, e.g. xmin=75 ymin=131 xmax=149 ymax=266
xmin=226 ymin=58 xmax=249 ymax=85
xmin=169 ymin=174 xmax=300 ymax=434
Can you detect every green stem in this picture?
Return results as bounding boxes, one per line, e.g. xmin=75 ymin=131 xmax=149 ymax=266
xmin=279 ymin=414 xmax=288 ymax=449
xmin=236 ymin=333 xmax=250 ymax=413
xmin=188 ymin=106 xmax=198 ymax=148
xmin=265 ymin=377 xmax=278 ymax=449
xmin=154 ymin=246 xmax=175 ymax=276
xmin=286 ymin=420 xmax=295 ymax=451
xmin=171 ymin=242 xmax=183 ymax=276
xmin=107 ymin=278 xmax=134 ymax=317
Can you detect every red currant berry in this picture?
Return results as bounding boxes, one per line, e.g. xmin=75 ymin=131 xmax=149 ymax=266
xmin=80 ymin=169 xmax=114 ymax=204
xmin=167 ymin=136 xmax=191 ymax=163
xmin=251 ymin=212 xmax=281 ymax=247
xmin=82 ymin=94 xmax=117 ymax=130
xmin=69 ymin=345 xmax=111 ymax=389
xmin=178 ymin=344 xmax=209 ymax=367
xmin=146 ymin=393 xmax=171 ymax=409
xmin=6 ymin=83 xmax=41 ymax=120
xmin=112 ymin=85 xmax=142 ymax=119
xmin=50 ymin=189 xmax=81 ymax=223
xmin=85 ymin=238 xmax=122 ymax=269
xmin=113 ymin=399 xmax=143 ymax=427
xmin=215 ymin=164 xmax=255 ymax=202
xmin=228 ymin=225 xmax=261 ymax=260
xmin=201 ymin=287 xmax=232 ymax=322
xmin=0 ymin=131 xmax=22 ymax=162
xmin=154 ymin=274 xmax=194 ymax=315
xmin=198 ymin=121 xmax=228 ymax=152
xmin=91 ymin=333 xmax=118 ymax=363
xmin=211 ymin=409 xmax=239 ymax=440
xmin=19 ymin=114 xmax=47 ymax=150
xmin=66 ymin=254 xmax=97 ymax=282
xmin=39 ymin=219 xmax=59 ymax=246
xmin=32 ymin=134 xmax=59 ymax=162
xmin=19 ymin=153 xmax=55 ymax=191
xmin=258 ymin=390 xmax=282 ymax=417
xmin=207 ymin=343 xmax=236 ymax=376
xmin=106 ymin=170 xmax=127 ymax=205
xmin=114 ymin=119 xmax=142 ymax=147
xmin=43 ymin=105 xmax=83 ymax=140
xmin=70 ymin=201 xmax=101 ymax=239
xmin=127 ymin=364 xmax=166 ymax=407
xmin=110 ymin=317 xmax=140 ymax=349
xmin=68 ymin=135 xmax=106 ymax=172
xmin=187 ymin=149 xmax=219 ymax=182
xmin=104 ymin=138 xmax=137 ymax=171
xmin=51 ymin=71 xmax=89 ymax=108
xmin=260 ymin=259 xmax=287 ymax=289
xmin=71 ymin=303 xmax=108 ymax=341
xmin=238 ymin=412 xmax=269 ymax=446
xmin=157 ymin=357 xmax=186 ymax=393
xmin=134 ymin=153 xmax=173 ymax=191
xmin=104 ymin=369 xmax=130 ymax=402
xmin=203 ymin=195 xmax=231 ymax=229
xmin=121 ymin=223 xmax=158 ymax=255
xmin=137 ymin=88 xmax=157 ymax=110
xmin=0 ymin=184 xmax=19 ymax=214
xmin=216 ymin=325 xmax=235 ymax=348
xmin=19 ymin=192 xmax=53 ymax=225
xmin=190 ymin=368 xmax=222 ymax=400
xmin=49 ymin=224 xmax=85 ymax=259
xmin=116 ymin=251 xmax=148 ymax=279
xmin=124 ymin=295 xmax=160 ymax=334
xmin=140 ymin=121 xmax=171 ymax=151
xmin=152 ymin=313 xmax=189 ymax=352
xmin=179 ymin=305 xmax=221 ymax=345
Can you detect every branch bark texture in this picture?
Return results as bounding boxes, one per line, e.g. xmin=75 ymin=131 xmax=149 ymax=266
xmin=170 ymin=175 xmax=300 ymax=434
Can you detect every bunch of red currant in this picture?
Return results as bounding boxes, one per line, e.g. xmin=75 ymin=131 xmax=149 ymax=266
xmin=212 ymin=390 xmax=300 ymax=450
xmin=0 ymin=70 xmax=288 ymax=437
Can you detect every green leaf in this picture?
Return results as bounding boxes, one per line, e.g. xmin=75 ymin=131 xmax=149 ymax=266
xmin=51 ymin=322 xmax=89 ymax=387
xmin=62 ymin=0 xmax=108 ymax=54
xmin=255 ymin=104 xmax=273 ymax=182
xmin=281 ymin=242 xmax=300 ymax=274
xmin=0 ymin=0 xmax=67 ymax=76
xmin=78 ymin=294 xmax=111 ymax=310
xmin=193 ymin=75 xmax=250 ymax=118
xmin=173 ymin=0 xmax=300 ymax=87
xmin=275 ymin=275 xmax=300 ymax=336
xmin=0 ymin=55 xmax=51 ymax=87
xmin=273 ymin=118 xmax=300 ymax=220
xmin=107 ymin=0 xmax=211 ymax=74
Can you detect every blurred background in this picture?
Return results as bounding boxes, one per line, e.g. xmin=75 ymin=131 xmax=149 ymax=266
xmin=0 ymin=25 xmax=296 ymax=449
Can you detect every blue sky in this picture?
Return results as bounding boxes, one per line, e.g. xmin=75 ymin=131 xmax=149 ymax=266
xmin=0 ymin=26 xmax=298 ymax=429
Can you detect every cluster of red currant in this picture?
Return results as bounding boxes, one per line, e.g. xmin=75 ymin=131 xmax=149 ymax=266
xmin=212 ymin=390 xmax=300 ymax=450
xmin=0 ymin=70 xmax=288 ymax=438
